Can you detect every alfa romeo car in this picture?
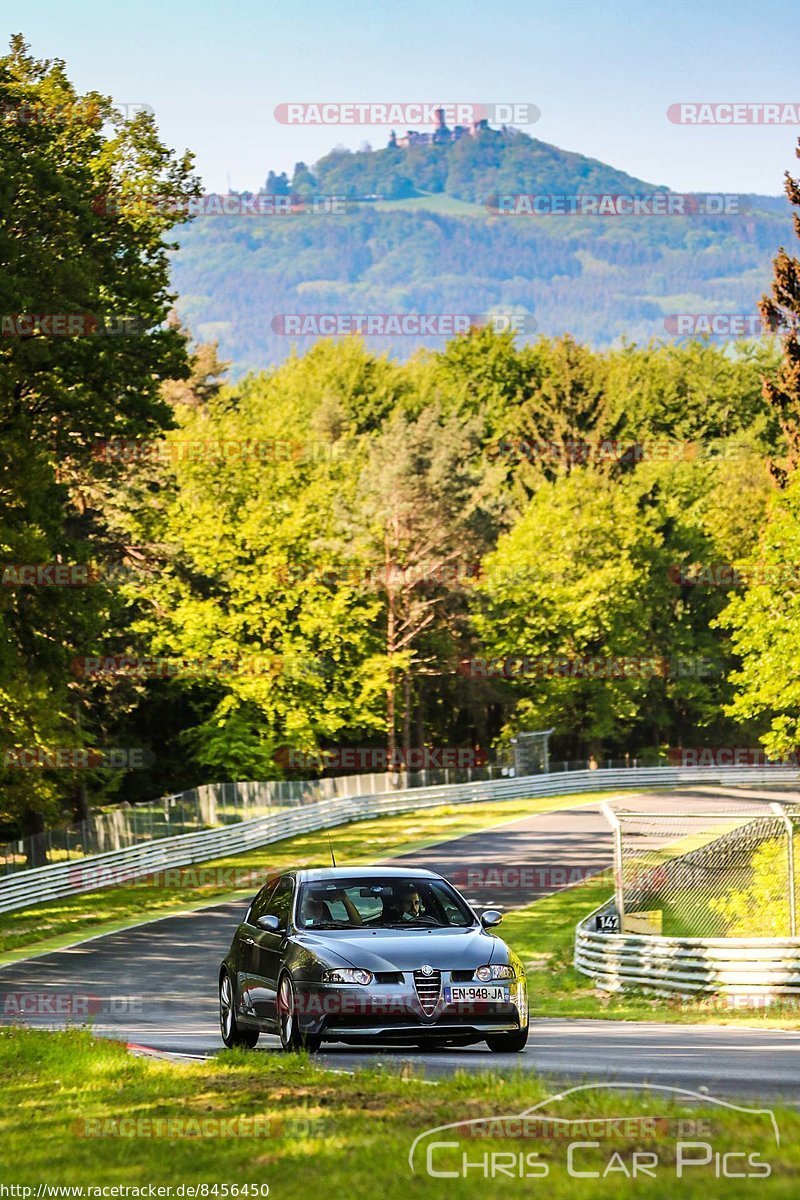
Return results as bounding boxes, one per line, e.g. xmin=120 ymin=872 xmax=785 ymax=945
xmin=218 ymin=866 xmax=528 ymax=1053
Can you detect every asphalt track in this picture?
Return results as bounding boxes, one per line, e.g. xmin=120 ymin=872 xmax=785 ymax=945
xmin=2 ymin=786 xmax=800 ymax=1101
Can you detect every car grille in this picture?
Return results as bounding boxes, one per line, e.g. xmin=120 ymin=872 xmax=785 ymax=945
xmin=413 ymin=968 xmax=441 ymax=1016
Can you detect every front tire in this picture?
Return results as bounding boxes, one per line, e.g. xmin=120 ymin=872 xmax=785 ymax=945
xmin=485 ymin=1025 xmax=529 ymax=1053
xmin=277 ymin=973 xmax=322 ymax=1053
xmin=219 ymin=970 xmax=259 ymax=1049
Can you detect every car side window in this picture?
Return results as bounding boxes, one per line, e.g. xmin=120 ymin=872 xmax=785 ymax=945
xmin=248 ymin=880 xmax=278 ymax=924
xmin=263 ymin=876 xmax=294 ymax=931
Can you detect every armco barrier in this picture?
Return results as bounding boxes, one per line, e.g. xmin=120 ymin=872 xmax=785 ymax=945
xmin=575 ymin=907 xmax=800 ymax=997
xmin=1 ymin=765 xmax=798 ymax=916
xmin=576 ymin=772 xmax=800 ymax=996
xmin=0 ymin=767 xmax=515 ymax=873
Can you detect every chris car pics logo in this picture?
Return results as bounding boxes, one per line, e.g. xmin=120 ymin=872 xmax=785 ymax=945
xmin=408 ymin=1083 xmax=778 ymax=1181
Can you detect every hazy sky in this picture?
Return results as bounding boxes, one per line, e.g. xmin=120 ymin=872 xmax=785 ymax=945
xmin=9 ymin=0 xmax=800 ymax=194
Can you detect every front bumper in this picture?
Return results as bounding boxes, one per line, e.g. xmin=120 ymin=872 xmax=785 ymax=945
xmin=293 ymin=972 xmax=528 ymax=1043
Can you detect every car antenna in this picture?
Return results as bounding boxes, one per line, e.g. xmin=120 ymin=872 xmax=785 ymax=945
xmin=327 ymin=830 xmax=337 ymax=868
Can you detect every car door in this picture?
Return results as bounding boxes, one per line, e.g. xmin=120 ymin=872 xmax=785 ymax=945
xmin=246 ymin=876 xmax=295 ymax=1024
xmin=236 ymin=880 xmax=279 ymax=1014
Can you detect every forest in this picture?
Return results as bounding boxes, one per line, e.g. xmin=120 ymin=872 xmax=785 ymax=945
xmin=4 ymin=37 xmax=800 ymax=843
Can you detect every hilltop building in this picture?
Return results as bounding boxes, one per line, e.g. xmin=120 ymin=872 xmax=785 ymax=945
xmin=389 ymin=107 xmax=490 ymax=149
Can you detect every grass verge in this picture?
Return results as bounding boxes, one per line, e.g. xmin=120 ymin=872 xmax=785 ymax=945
xmin=0 ymin=1027 xmax=796 ymax=1196
xmin=0 ymin=792 xmax=608 ymax=963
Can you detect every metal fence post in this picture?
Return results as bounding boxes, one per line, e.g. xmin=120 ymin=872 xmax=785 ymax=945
xmin=601 ymin=801 xmax=625 ymax=932
xmin=771 ymin=802 xmax=797 ymax=937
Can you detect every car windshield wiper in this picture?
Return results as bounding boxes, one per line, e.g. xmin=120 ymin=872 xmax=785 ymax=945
xmin=302 ymin=921 xmax=358 ymax=930
xmin=382 ymin=921 xmax=446 ymax=929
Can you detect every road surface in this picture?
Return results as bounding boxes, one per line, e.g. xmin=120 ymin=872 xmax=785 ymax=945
xmin=2 ymin=786 xmax=798 ymax=1101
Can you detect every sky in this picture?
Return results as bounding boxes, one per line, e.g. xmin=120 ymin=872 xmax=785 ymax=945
xmin=7 ymin=0 xmax=800 ymax=195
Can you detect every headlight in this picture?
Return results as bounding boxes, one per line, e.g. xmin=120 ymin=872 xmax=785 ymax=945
xmin=475 ymin=964 xmax=515 ymax=981
xmin=321 ymin=968 xmax=373 ymax=985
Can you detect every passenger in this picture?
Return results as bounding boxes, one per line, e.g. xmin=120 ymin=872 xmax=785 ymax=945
xmin=301 ymin=895 xmax=330 ymax=926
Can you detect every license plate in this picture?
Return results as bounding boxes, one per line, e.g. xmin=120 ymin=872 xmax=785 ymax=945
xmin=444 ymin=985 xmax=510 ymax=1003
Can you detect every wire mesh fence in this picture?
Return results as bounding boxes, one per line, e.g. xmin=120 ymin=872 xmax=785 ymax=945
xmin=0 ymin=763 xmax=524 ymax=877
xmin=606 ymin=802 xmax=800 ymax=938
xmin=0 ymin=756 xmax=718 ymax=880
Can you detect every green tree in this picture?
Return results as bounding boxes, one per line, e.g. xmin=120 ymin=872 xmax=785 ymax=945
xmin=0 ymin=35 xmax=198 ymax=841
xmin=117 ymin=341 xmax=401 ymax=778
xmin=356 ymin=404 xmax=495 ymax=758
xmin=472 ymin=451 xmax=768 ymax=760
xmin=759 ymin=137 xmax=800 ymax=480
xmin=716 ymin=138 xmax=800 ymax=756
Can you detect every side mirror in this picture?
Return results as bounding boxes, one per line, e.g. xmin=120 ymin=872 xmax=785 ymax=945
xmin=257 ymin=914 xmax=281 ymax=932
xmin=480 ymin=909 xmax=503 ymax=929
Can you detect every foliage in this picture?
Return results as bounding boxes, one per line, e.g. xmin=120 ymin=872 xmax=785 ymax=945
xmin=709 ymin=838 xmax=794 ymax=937
xmin=718 ymin=138 xmax=800 ymax=756
xmin=0 ymin=35 xmax=198 ymax=835
xmin=5 ymin=36 xmax=800 ymax=826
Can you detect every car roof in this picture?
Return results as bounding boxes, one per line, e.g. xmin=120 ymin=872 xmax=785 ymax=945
xmin=291 ymin=866 xmax=443 ymax=883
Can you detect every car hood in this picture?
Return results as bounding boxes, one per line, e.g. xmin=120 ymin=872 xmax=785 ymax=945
xmin=295 ymin=925 xmax=500 ymax=972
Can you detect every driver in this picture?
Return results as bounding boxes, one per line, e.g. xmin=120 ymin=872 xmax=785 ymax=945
xmin=396 ymin=884 xmax=423 ymax=922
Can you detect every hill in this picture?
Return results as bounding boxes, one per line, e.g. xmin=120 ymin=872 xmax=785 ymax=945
xmin=303 ymin=125 xmax=665 ymax=202
xmin=170 ymin=129 xmax=791 ymax=374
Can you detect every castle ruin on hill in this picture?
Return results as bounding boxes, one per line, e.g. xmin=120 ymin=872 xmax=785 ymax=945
xmin=388 ymin=107 xmax=491 ymax=149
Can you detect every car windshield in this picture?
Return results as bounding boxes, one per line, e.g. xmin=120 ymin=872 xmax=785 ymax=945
xmin=296 ymin=877 xmax=474 ymax=930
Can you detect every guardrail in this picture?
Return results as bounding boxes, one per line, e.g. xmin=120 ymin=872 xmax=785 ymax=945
xmin=575 ymin=772 xmax=800 ymax=996
xmin=0 ymin=766 xmax=518 ymax=876
xmin=575 ymin=905 xmax=800 ymax=996
xmin=2 ymin=764 xmax=798 ymax=917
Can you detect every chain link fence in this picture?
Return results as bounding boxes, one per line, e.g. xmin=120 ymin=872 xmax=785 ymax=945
xmin=604 ymin=801 xmax=800 ymax=938
xmin=0 ymin=754 xmax=650 ymax=878
xmin=0 ymin=764 xmax=523 ymax=877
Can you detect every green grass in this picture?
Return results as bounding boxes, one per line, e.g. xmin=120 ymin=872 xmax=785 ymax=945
xmin=371 ymin=192 xmax=487 ymax=217
xmin=0 ymin=792 xmax=609 ymax=963
xmin=0 ymin=1027 xmax=796 ymax=1196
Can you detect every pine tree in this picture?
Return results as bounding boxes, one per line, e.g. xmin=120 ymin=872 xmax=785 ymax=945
xmin=760 ymin=137 xmax=800 ymax=483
